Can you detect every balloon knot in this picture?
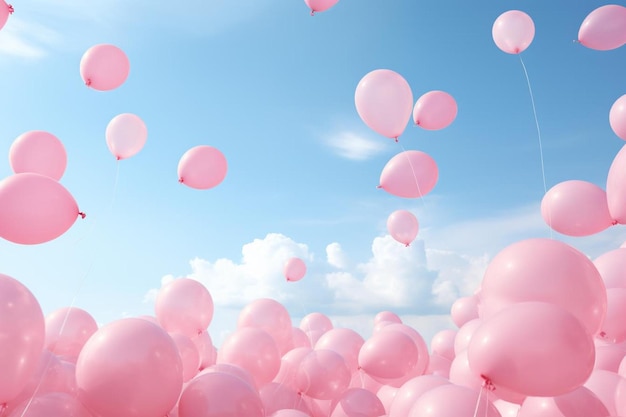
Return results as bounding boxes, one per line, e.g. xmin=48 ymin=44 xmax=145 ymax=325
xmin=394 ymin=137 xmax=399 ymax=143
xmin=85 ymin=78 xmax=92 ymax=87
xmin=116 ymin=156 xmax=121 ymax=161
xmin=480 ymin=375 xmax=495 ymax=391
xmin=376 ymin=185 xmax=382 ymax=189
xmin=7 ymin=4 xmax=13 ymax=13
xmin=405 ymin=243 xmax=410 ymax=247
xmin=599 ymin=331 xmax=607 ymax=339
xmin=310 ymin=9 xmax=315 ymax=16
xmin=612 ymin=220 xmax=618 ymax=226
xmin=178 ymin=178 xmax=184 ymax=183
xmin=79 ymin=212 xmax=86 ymax=219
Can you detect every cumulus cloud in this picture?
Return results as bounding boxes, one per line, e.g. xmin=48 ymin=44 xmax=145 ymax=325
xmin=324 ymin=131 xmax=389 ymax=160
xmin=326 ymin=242 xmax=349 ymax=269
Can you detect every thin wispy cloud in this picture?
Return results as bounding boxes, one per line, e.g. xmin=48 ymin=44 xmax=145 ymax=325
xmin=0 ymin=16 xmax=61 ymax=59
xmin=324 ymin=131 xmax=389 ymax=160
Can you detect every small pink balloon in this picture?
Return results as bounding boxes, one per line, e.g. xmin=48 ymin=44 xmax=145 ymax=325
xmin=379 ymin=150 xmax=438 ymax=198
xmin=9 ymin=131 xmax=67 ymax=180
xmin=291 ymin=327 xmax=312 ymax=349
xmin=0 ymin=173 xmax=81 ymax=245
xmin=358 ymin=329 xmax=418 ymax=380
xmin=430 ymin=329 xmax=457 ymax=361
xmin=330 ymin=387 xmax=385 ymax=417
xmin=412 ymin=91 xmax=458 ymax=130
xmin=0 ymin=1 xmax=13 ymax=31
xmin=45 ymin=307 xmax=98 ymax=360
xmin=315 ymin=328 xmax=365 ymax=372
xmin=608 ymin=145 xmax=626 ymax=224
xmin=80 ymin=44 xmax=130 ymax=91
xmin=155 ymin=278 xmax=214 ymax=338
xmin=105 ymin=113 xmax=148 ymax=160
xmin=296 ymin=349 xmax=351 ymax=400
xmin=611 ymin=95 xmax=626 ymax=140
xmin=304 ymin=0 xmax=339 ymax=15
xmin=578 ymin=5 xmax=626 ymax=51
xmin=594 ymin=248 xmax=626 ymax=288
xmin=178 ymin=145 xmax=227 ymax=190
xmin=300 ymin=312 xmax=333 ymax=334
xmin=492 ymin=10 xmax=535 ymax=54
xmin=387 ymin=210 xmax=419 ymax=246
xmin=355 ymin=69 xmax=413 ymax=140
xmin=408 ymin=384 xmax=501 ymax=417
xmin=387 ymin=375 xmax=449 ymax=417
xmin=237 ymin=298 xmax=293 ymax=354
xmin=541 ymin=180 xmax=614 ymax=236
xmin=284 ymin=257 xmax=307 ymax=282
xmin=450 ymin=296 xmax=479 ymax=328
xmin=373 ymin=311 xmax=401 ymax=325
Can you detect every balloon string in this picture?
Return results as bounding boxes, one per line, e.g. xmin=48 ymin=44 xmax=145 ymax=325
xmin=398 ymin=142 xmax=427 ymax=208
xmin=518 ymin=55 xmax=553 ymax=238
xmin=472 ymin=382 xmax=485 ymax=417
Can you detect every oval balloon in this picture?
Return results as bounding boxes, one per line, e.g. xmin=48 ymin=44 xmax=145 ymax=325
xmin=379 ymin=150 xmax=438 ymax=198
xmin=178 ymin=145 xmax=227 ymax=190
xmin=237 ymin=298 xmax=293 ymax=354
xmin=0 ymin=1 xmax=12 ymax=31
xmin=611 ymin=94 xmax=626 ymax=141
xmin=9 ymin=131 xmax=67 ymax=180
xmin=304 ymin=0 xmax=339 ymax=15
xmin=105 ymin=113 xmax=148 ymax=160
xmin=296 ymin=349 xmax=351 ymax=400
xmin=492 ymin=10 xmax=535 ymax=54
xmin=355 ymin=69 xmax=413 ymax=140
xmin=80 ymin=44 xmax=130 ymax=91
xmin=606 ymin=145 xmax=626 ymax=224
xmin=284 ymin=257 xmax=306 ymax=282
xmin=0 ymin=173 xmax=81 ymax=245
xmin=155 ymin=278 xmax=214 ymax=338
xmin=578 ymin=5 xmax=626 ymax=51
xmin=387 ymin=209 xmax=419 ymax=246
xmin=45 ymin=306 xmax=98 ymax=360
xmin=412 ymin=90 xmax=458 ymax=130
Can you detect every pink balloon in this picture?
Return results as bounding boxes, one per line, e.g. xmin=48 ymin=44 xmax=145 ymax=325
xmin=382 ymin=323 xmax=429 ymax=379
xmin=518 ymin=385 xmax=609 ymax=417
xmin=611 ymin=95 xmax=626 ymax=140
xmin=76 ymin=318 xmax=183 ymax=417
xmin=584 ymin=370 xmax=626 ymax=416
xmin=291 ymin=327 xmax=312 ymax=349
xmin=0 ymin=274 xmax=45 ymax=404
xmin=595 ymin=341 xmax=626 ymax=372
xmin=284 ymin=257 xmax=307 ymax=282
xmin=0 ymin=173 xmax=81 ymax=245
xmin=191 ymin=330 xmax=217 ymax=370
xmin=105 ymin=113 xmax=147 ymax=160
xmin=578 ymin=5 xmax=626 ymax=51
xmin=373 ymin=311 xmax=401 ymax=325
xmin=296 ymin=349 xmax=351 ymax=400
xmin=541 ymin=180 xmax=614 ymax=236
xmin=388 ymin=375 xmax=449 ymax=417
xmin=330 ymin=388 xmax=385 ymax=417
xmin=430 ymin=329 xmax=456 ymax=361
xmin=468 ymin=302 xmax=595 ymax=397
xmin=269 ymin=410 xmax=311 ymax=417
xmin=0 ymin=1 xmax=13 ymax=31
xmin=387 ymin=210 xmax=419 ymax=246
xmin=355 ymin=69 xmax=413 ymax=140
xmin=155 ymin=278 xmax=213 ymax=338
xmin=358 ymin=328 xmax=419 ymax=380
xmin=80 ymin=44 xmax=130 ymax=91
xmin=425 ymin=353 xmax=451 ymax=378
xmin=45 ymin=307 xmax=98 ymax=360
xmin=479 ymin=238 xmax=607 ymax=336
xmin=8 ymin=392 xmax=92 ymax=417
xmin=170 ymin=333 xmax=200 ymax=382
xmin=238 ymin=298 xmax=293 ymax=354
xmin=450 ymin=296 xmax=479 ymax=327
xmin=9 ymin=131 xmax=67 ymax=180
xmin=608 ymin=145 xmax=626 ymax=224
xmin=178 ymin=372 xmax=264 ymax=417
xmin=260 ymin=382 xmax=311 ymax=415
xmin=178 ymin=145 xmax=227 ymax=190
xmin=200 ymin=363 xmax=256 ymax=389
xmin=348 ymin=369 xmax=382 ymax=392
xmin=274 ymin=346 xmax=313 ymax=390
xmin=217 ymin=327 xmax=281 ymax=388
xmin=304 ymin=0 xmax=338 ymax=15
xmin=315 ymin=328 xmax=365 ymax=372
xmin=300 ymin=312 xmax=333 ymax=333
xmin=376 ymin=385 xmax=398 ymax=415
xmin=408 ymin=384 xmax=501 ymax=417
xmin=379 ymin=151 xmax=438 ymax=198
xmin=594 ymin=248 xmax=626 ymax=288
xmin=599 ymin=288 xmax=626 ymax=343
xmin=454 ymin=318 xmax=482 ymax=355
xmin=412 ymin=91 xmax=458 ymax=130
xmin=492 ymin=10 xmax=535 ymax=54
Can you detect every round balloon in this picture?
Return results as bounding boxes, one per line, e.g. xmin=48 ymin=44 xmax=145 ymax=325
xmin=45 ymin=307 xmax=98 ymax=360
xmin=155 ymin=278 xmax=214 ymax=338
xmin=492 ymin=10 xmax=535 ymax=54
xmin=284 ymin=257 xmax=306 ymax=282
xmin=105 ymin=113 xmax=148 ymax=160
xmin=594 ymin=248 xmax=626 ymax=288
xmin=578 ymin=5 xmax=626 ymax=51
xmin=387 ymin=210 xmax=419 ymax=246
xmin=379 ymin=151 xmax=438 ymax=198
xmin=237 ymin=298 xmax=293 ymax=354
xmin=610 ymin=95 xmax=626 ymax=141
xmin=9 ymin=131 xmax=67 ymax=180
xmin=413 ymin=90 xmax=458 ymax=130
xmin=304 ymin=0 xmax=339 ymax=15
xmin=178 ymin=145 xmax=227 ymax=190
xmin=80 ymin=44 xmax=130 ymax=91
xmin=408 ymin=383 xmax=501 ymax=417
xmin=607 ymin=145 xmax=626 ymax=223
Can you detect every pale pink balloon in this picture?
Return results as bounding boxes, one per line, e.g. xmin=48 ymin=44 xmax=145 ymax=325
xmin=238 ymin=298 xmax=293 ymax=354
xmin=178 ymin=372 xmax=264 ymax=417
xmin=387 ymin=210 xmax=419 ymax=246
xmin=584 ymin=370 xmax=626 ymax=416
xmin=430 ymin=329 xmax=456 ymax=361
xmin=382 ymin=323 xmax=429 ymax=378
xmin=191 ymin=330 xmax=217 ymax=370
xmin=425 ymin=353 xmax=451 ymax=378
xmin=0 ymin=274 xmax=45 ymax=404
xmin=454 ymin=318 xmax=482 ymax=355
xmin=260 ymin=382 xmax=312 ymax=415
xmin=315 ymin=328 xmax=365 ymax=372
xmin=274 ymin=346 xmax=313 ymax=389
xmin=0 ymin=173 xmax=81 ymax=245
xmin=611 ymin=95 xmax=626 ymax=140
xmin=468 ymin=302 xmax=595 ymax=397
xmin=291 ymin=327 xmax=312 ymax=349
xmin=217 ymin=327 xmax=281 ymax=388
xmin=492 ymin=10 xmax=535 ymax=54
xmin=296 ymin=349 xmax=351 ymax=400
xmin=358 ymin=329 xmax=418 ymax=380
xmin=519 ymin=385 xmax=610 ymax=417
xmin=0 ymin=1 xmax=13 ymax=31
xmin=578 ymin=5 xmax=626 ymax=51
xmin=105 ymin=113 xmax=147 ymax=160
xmin=594 ymin=248 xmax=626 ymax=288
xmin=330 ymin=388 xmax=385 ymax=417
xmin=178 ymin=145 xmax=227 ymax=190
xmin=408 ymin=384 xmax=501 ymax=417
xmin=412 ymin=91 xmax=458 ymax=130
xmin=76 ymin=318 xmax=183 ymax=417
xmin=595 ymin=342 xmax=626 ymax=372
xmin=479 ymin=238 xmax=607 ymax=336
xmin=170 ymin=333 xmax=200 ymax=382
xmin=45 ymin=307 xmax=98 ymax=360
xmin=379 ymin=151 xmax=438 ymax=198
xmin=304 ymin=0 xmax=338 ymax=15
xmin=355 ymin=69 xmax=413 ymax=140
xmin=607 ymin=145 xmax=626 ymax=224
xmin=80 ymin=44 xmax=130 ymax=91
xmin=8 ymin=392 xmax=92 ymax=417
xmin=450 ymin=296 xmax=479 ymax=328
xmin=493 ymin=400 xmax=521 ymax=417
xmin=155 ymin=278 xmax=213 ymax=338
xmin=9 ymin=131 xmax=67 ymax=180
xmin=376 ymin=385 xmax=398 ymax=415
xmin=599 ymin=288 xmax=626 ymax=343
xmin=387 ymin=375 xmax=449 ymax=417
xmin=300 ymin=312 xmax=333 ymax=333
xmin=373 ymin=311 xmax=401 ymax=325
xmin=200 ymin=363 xmax=256 ymax=389
xmin=348 ymin=369 xmax=382 ymax=392
xmin=284 ymin=257 xmax=307 ymax=282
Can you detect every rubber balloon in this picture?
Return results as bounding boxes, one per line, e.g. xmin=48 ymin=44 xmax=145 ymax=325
xmin=296 ymin=349 xmax=351 ymax=400
xmin=304 ymin=0 xmax=339 ymax=15
xmin=105 ymin=113 xmax=148 ymax=160
xmin=387 ymin=210 xmax=419 ymax=246
xmin=611 ymin=95 xmax=626 ymax=140
xmin=155 ymin=278 xmax=214 ymax=338
xmin=238 ymin=298 xmax=293 ymax=354
xmin=413 ymin=90 xmax=458 ymax=130
xmin=9 ymin=131 xmax=67 ymax=180
xmin=578 ymin=5 xmax=626 ymax=51
xmin=80 ymin=44 xmax=130 ymax=91
xmin=594 ymin=248 xmax=626 ymax=289
xmin=408 ymin=384 xmax=501 ymax=417
xmin=379 ymin=150 xmax=438 ymax=198
xmin=0 ymin=1 xmax=12 ymax=32
xmin=178 ymin=145 xmax=227 ymax=190
xmin=492 ymin=10 xmax=535 ymax=54
xmin=284 ymin=257 xmax=306 ymax=282
xmin=45 ymin=307 xmax=98 ymax=360
xmin=607 ymin=145 xmax=626 ymax=223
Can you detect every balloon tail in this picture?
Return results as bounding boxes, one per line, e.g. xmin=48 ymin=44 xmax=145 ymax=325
xmin=394 ymin=137 xmax=399 ymax=143
xmin=376 ymin=185 xmax=382 ymax=189
xmin=310 ymin=9 xmax=315 ymax=16
xmin=405 ymin=243 xmax=410 ymax=247
xmin=85 ymin=78 xmax=92 ymax=87
xmin=79 ymin=211 xmax=86 ymax=219
xmin=612 ymin=219 xmax=619 ymax=226
xmin=7 ymin=4 xmax=13 ymax=13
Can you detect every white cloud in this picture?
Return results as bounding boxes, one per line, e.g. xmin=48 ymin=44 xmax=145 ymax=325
xmin=0 ymin=16 xmax=63 ymax=59
xmin=324 ymin=131 xmax=389 ymax=161
xmin=326 ymin=242 xmax=349 ymax=269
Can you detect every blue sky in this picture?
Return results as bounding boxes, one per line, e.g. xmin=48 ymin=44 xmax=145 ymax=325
xmin=0 ymin=0 xmax=625 ymax=344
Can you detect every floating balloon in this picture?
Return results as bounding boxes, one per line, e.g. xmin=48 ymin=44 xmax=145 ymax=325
xmin=105 ymin=113 xmax=148 ymax=160
xmin=607 ymin=145 xmax=626 ymax=223
xmin=578 ymin=5 xmax=626 ymax=51
xmin=304 ymin=0 xmax=339 ymax=15
xmin=155 ymin=278 xmax=214 ymax=338
xmin=387 ymin=209 xmax=419 ymax=246
xmin=0 ymin=1 xmax=12 ymax=32
xmin=330 ymin=387 xmax=385 ymax=417
xmin=388 ymin=375 xmax=449 ymax=417
xmin=80 ymin=44 xmax=130 ymax=91
xmin=610 ymin=95 xmax=626 ymax=140
xmin=594 ymin=248 xmax=626 ymax=289
xmin=413 ymin=91 xmax=458 ymax=130
xmin=408 ymin=383 xmax=501 ymax=417
xmin=178 ymin=145 xmax=227 ymax=190
xmin=237 ymin=298 xmax=293 ymax=354
xmin=315 ymin=328 xmax=365 ymax=372
xmin=358 ymin=328 xmax=418 ymax=380
xmin=450 ymin=295 xmax=479 ymax=328
xmin=0 ymin=173 xmax=82 ymax=245
xmin=300 ymin=312 xmax=333 ymax=334
xmin=541 ymin=180 xmax=613 ymax=236
xmin=518 ymin=386 xmax=609 ymax=417
xmin=45 ymin=307 xmax=98 ymax=360
xmin=9 ymin=131 xmax=67 ymax=180
xmin=355 ymin=69 xmax=413 ymax=140
xmin=284 ymin=257 xmax=306 ymax=282
xmin=379 ymin=150 xmax=438 ymax=198
xmin=492 ymin=10 xmax=535 ymax=54
xmin=296 ymin=349 xmax=351 ymax=400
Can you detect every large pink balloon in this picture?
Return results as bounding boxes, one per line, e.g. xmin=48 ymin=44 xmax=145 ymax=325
xmin=315 ymin=328 xmax=365 ymax=372
xmin=355 ymin=69 xmax=413 ymax=140
xmin=388 ymin=375 xmax=449 ymax=417
xmin=80 ymin=44 xmax=130 ymax=91
xmin=9 ymin=131 xmax=67 ymax=180
xmin=273 ymin=346 xmax=313 ymax=390
xmin=296 ymin=349 xmax=351 ymax=400
xmin=468 ymin=302 xmax=595 ymax=397
xmin=0 ymin=173 xmax=81 ymax=245
xmin=379 ymin=151 xmax=438 ymax=198
xmin=412 ymin=91 xmax=458 ymax=130
xmin=105 ymin=113 xmax=147 ymax=160
xmin=578 ymin=5 xmax=626 ymax=51
xmin=492 ymin=10 xmax=535 ymax=54
xmin=358 ymin=328 xmax=418 ymax=380
xmin=610 ymin=95 xmax=626 ymax=140
xmin=408 ymin=384 xmax=501 ymax=417
xmin=178 ymin=145 xmax=227 ymax=190
xmin=155 ymin=278 xmax=214 ymax=338
xmin=0 ymin=1 xmax=13 ymax=31
xmin=607 ymin=145 xmax=626 ymax=224
xmin=450 ymin=295 xmax=479 ymax=328
xmin=304 ymin=0 xmax=338 ymax=15
xmin=330 ymin=387 xmax=385 ymax=417
xmin=479 ymin=238 xmax=607 ymax=336
xmin=594 ymin=248 xmax=626 ymax=288
xmin=238 ymin=298 xmax=293 ymax=354
xmin=518 ymin=385 xmax=610 ymax=417
xmin=387 ymin=210 xmax=419 ymax=246
xmin=541 ymin=180 xmax=613 ymax=236
xmin=76 ymin=318 xmax=183 ymax=417
xmin=284 ymin=257 xmax=307 ymax=282
xmin=45 ymin=307 xmax=98 ymax=360
xmin=0 ymin=274 xmax=45 ymax=404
